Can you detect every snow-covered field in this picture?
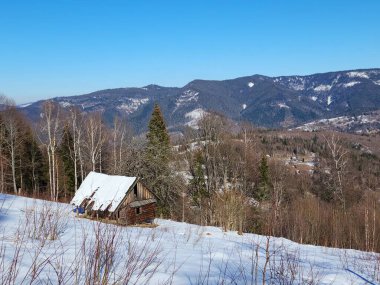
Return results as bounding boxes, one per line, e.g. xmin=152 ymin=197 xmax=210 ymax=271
xmin=0 ymin=194 xmax=379 ymax=284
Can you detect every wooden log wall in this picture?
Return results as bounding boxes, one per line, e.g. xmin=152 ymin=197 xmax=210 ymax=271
xmin=119 ymin=202 xmax=156 ymax=225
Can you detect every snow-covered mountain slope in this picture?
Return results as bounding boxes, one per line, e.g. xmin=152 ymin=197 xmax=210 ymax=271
xmin=19 ymin=68 xmax=380 ymax=133
xmin=295 ymin=111 xmax=380 ymax=133
xmin=0 ymin=194 xmax=379 ymax=284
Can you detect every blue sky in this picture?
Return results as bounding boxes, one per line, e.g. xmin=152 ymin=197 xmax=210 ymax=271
xmin=1 ymin=1 xmax=379 ymax=103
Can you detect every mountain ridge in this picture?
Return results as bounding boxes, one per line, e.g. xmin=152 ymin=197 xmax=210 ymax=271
xmin=19 ymin=68 xmax=380 ymax=133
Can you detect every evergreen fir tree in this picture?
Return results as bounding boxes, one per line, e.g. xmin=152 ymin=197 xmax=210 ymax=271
xmin=59 ymin=125 xmax=76 ymax=195
xmin=256 ymin=155 xmax=270 ymax=201
xmin=189 ymin=151 xmax=207 ymax=207
xmin=146 ymin=103 xmax=170 ymax=163
xmin=21 ymin=133 xmax=47 ymax=194
xmin=144 ymin=103 xmax=174 ymax=216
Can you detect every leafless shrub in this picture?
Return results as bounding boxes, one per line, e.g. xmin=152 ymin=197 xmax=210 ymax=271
xmin=117 ymin=229 xmax=163 ymax=284
xmin=77 ymin=222 xmax=121 ymax=285
xmin=187 ymin=238 xmax=262 ymax=285
xmin=262 ymin=236 xmax=272 ymax=284
xmin=184 ymin=224 xmax=193 ymax=243
xmin=340 ymin=249 xmax=380 ymax=283
xmin=214 ymin=189 xmax=249 ymax=233
xmin=0 ymin=196 xmax=5 ymax=213
xmin=44 ymin=239 xmax=82 ymax=285
xmin=300 ymin=262 xmax=325 ymax=285
xmin=73 ymin=223 xmax=164 ymax=285
xmin=23 ymin=201 xmax=68 ymax=242
xmin=0 ymin=221 xmax=53 ymax=285
xmin=193 ymin=225 xmax=205 ymax=246
xmin=268 ymin=244 xmax=326 ymax=285
xmin=270 ymin=247 xmax=301 ymax=285
xmin=0 ymin=201 xmax=73 ymax=284
xmin=191 ymin=242 xmax=215 ymax=285
xmin=0 ymin=225 xmax=25 ymax=285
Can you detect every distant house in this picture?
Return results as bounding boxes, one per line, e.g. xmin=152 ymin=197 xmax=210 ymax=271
xmin=70 ymin=172 xmax=157 ymax=225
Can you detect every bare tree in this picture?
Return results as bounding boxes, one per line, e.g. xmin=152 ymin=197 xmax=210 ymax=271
xmin=0 ymin=95 xmax=11 ymax=193
xmin=1 ymin=100 xmax=23 ymax=194
xmin=270 ymin=161 xmax=287 ymax=235
xmin=324 ymin=133 xmax=348 ymax=209
xmin=68 ymin=107 xmax=84 ymax=191
xmin=29 ymin=143 xmax=40 ymax=196
xmin=111 ymin=116 xmax=127 ymax=175
xmin=40 ymin=101 xmax=61 ymax=201
xmin=83 ymin=112 xmax=106 ymax=173
xmin=196 ymin=113 xmax=226 ymax=225
xmin=0 ymin=121 xmax=6 ymax=193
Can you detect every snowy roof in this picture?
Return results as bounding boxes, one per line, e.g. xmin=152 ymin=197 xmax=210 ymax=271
xmin=70 ymin=172 xmax=137 ymax=213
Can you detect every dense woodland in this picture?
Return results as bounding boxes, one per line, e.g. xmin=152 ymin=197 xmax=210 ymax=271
xmin=0 ymin=96 xmax=379 ymax=253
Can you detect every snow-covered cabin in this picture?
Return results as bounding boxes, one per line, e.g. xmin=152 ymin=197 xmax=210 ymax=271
xmin=70 ymin=172 xmax=157 ymax=225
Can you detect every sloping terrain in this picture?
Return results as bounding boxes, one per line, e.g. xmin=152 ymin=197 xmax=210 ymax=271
xmin=0 ymin=194 xmax=379 ymax=284
xmin=295 ymin=111 xmax=380 ymax=133
xmin=19 ymin=69 xmax=380 ymax=133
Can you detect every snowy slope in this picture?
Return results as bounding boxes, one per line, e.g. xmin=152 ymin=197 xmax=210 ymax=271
xmin=294 ymin=111 xmax=380 ymax=133
xmin=0 ymin=194 xmax=379 ymax=284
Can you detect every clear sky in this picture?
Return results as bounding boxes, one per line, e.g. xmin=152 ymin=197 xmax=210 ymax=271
xmin=1 ymin=0 xmax=379 ymax=104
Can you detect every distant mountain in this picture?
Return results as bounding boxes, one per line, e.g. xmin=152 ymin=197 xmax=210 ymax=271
xmin=19 ymin=68 xmax=380 ymax=133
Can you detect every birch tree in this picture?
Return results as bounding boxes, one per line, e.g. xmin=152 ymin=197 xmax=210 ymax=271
xmin=1 ymin=103 xmax=23 ymax=194
xmin=83 ymin=112 xmax=106 ymax=172
xmin=68 ymin=107 xmax=83 ymax=191
xmin=324 ymin=133 xmax=348 ymax=209
xmin=111 ymin=116 xmax=127 ymax=175
xmin=40 ymin=101 xmax=61 ymax=201
xmin=0 ymin=117 xmax=6 ymax=193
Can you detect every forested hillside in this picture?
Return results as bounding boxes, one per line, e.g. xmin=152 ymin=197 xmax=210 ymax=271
xmin=19 ymin=69 xmax=380 ymax=133
xmin=1 ymin=96 xmax=380 ymax=252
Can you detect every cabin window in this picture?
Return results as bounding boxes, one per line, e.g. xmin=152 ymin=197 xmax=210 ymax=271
xmin=135 ymin=207 xmax=141 ymax=215
xmin=134 ymin=185 xmax=138 ymax=198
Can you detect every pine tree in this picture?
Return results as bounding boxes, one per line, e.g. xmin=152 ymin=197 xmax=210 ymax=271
xmin=59 ymin=125 xmax=76 ymax=196
xmin=20 ymin=131 xmax=47 ymax=196
xmin=189 ymin=151 xmax=207 ymax=207
xmin=146 ymin=104 xmax=170 ymax=163
xmin=256 ymin=155 xmax=270 ymax=201
xmin=143 ymin=104 xmax=175 ymax=216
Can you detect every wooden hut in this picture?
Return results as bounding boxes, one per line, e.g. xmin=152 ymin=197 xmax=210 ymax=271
xmin=71 ymin=172 xmax=157 ymax=225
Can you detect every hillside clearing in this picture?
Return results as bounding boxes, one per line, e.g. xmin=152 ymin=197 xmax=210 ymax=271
xmin=0 ymin=194 xmax=379 ymax=284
